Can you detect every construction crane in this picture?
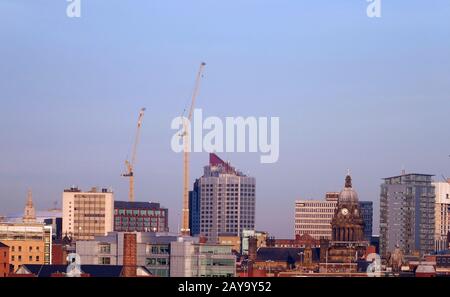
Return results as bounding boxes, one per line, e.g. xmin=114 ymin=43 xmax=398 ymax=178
xmin=181 ymin=62 xmax=206 ymax=236
xmin=122 ymin=108 xmax=146 ymax=202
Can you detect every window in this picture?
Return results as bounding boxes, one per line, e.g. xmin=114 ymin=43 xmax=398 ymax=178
xmin=18 ymin=255 xmax=22 ymax=262
xmin=99 ymin=243 xmax=111 ymax=254
xmin=145 ymin=258 xmax=168 ymax=266
xmin=146 ymin=258 xmax=157 ymax=265
xmin=99 ymin=257 xmax=111 ymax=265
xmin=29 ymin=256 xmax=32 ymax=261
xmin=18 ymin=246 xmax=22 ymax=252
xmin=36 ymin=256 xmax=40 ymax=262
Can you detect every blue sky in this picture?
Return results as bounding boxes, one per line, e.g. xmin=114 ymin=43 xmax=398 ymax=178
xmin=1 ymin=0 xmax=449 ymax=237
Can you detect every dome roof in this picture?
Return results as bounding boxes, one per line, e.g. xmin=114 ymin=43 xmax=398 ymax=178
xmin=338 ymin=174 xmax=359 ymax=206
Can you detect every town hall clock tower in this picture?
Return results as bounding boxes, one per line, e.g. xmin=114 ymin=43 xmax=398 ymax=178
xmin=320 ymin=172 xmax=369 ymax=273
xmin=331 ymin=174 xmax=365 ymax=242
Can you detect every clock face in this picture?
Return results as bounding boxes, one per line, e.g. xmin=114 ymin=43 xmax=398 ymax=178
xmin=341 ymin=208 xmax=349 ymax=216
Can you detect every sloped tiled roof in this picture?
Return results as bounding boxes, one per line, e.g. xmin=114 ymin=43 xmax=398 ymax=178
xmin=19 ymin=264 xmax=124 ymax=277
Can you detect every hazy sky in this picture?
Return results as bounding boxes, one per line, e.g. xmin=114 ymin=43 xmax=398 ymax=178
xmin=1 ymin=1 xmax=449 ymax=237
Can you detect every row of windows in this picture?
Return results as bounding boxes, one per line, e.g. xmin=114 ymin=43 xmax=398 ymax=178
xmin=114 ymin=222 xmax=162 ymax=227
xmin=295 ymin=230 xmax=330 ymax=235
xmin=201 ymin=225 xmax=253 ymax=230
xmin=297 ymin=225 xmax=334 ymax=230
xmin=115 ymin=226 xmax=166 ymax=232
xmin=10 ymin=246 xmax=41 ymax=252
xmin=201 ymin=229 xmax=239 ymax=234
xmin=115 ymin=209 xmax=165 ymax=216
xmin=295 ymin=203 xmax=336 ymax=208
xmin=69 ymin=210 xmax=106 ymax=215
xmin=73 ymin=194 xmax=108 ymax=199
xmin=202 ymin=193 xmax=255 ymax=197
xmin=199 ymin=206 xmax=254 ymax=211
xmin=201 ymin=214 xmax=254 ymax=218
xmin=99 ymin=257 xmax=111 ymax=265
xmin=147 ymin=245 xmax=170 ymax=254
xmin=71 ymin=220 xmax=105 ymax=224
xmin=201 ymin=184 xmax=255 ymax=188
xmin=202 ymin=196 xmax=255 ymax=199
xmin=201 ymin=201 xmax=255 ymax=206
xmin=295 ymin=219 xmax=333 ymax=224
xmin=201 ymin=200 xmax=255 ymax=205
xmin=200 ymin=220 xmax=254 ymax=225
xmin=11 ymin=255 xmax=40 ymax=262
xmin=296 ymin=208 xmax=335 ymax=213
xmin=295 ymin=214 xmax=333 ymax=219
xmin=202 ymin=187 xmax=255 ymax=191
xmin=73 ymin=201 xmax=106 ymax=206
xmin=201 ymin=214 xmax=255 ymax=220
xmin=202 ymin=207 xmax=239 ymax=211
xmin=146 ymin=257 xmax=169 ymax=266
xmin=201 ymin=212 xmax=255 ymax=216
xmin=115 ymin=217 xmax=164 ymax=222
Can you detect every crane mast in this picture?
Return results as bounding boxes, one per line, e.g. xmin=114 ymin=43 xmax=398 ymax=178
xmin=123 ymin=107 xmax=146 ymax=202
xmin=181 ymin=62 xmax=206 ymax=236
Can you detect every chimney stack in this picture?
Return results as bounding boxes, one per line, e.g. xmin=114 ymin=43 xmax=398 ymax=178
xmin=123 ymin=233 xmax=137 ymax=277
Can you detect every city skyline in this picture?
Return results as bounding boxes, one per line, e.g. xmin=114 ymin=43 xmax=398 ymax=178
xmin=1 ymin=1 xmax=450 ymax=238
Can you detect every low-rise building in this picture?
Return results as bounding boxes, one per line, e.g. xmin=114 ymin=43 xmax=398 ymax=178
xmin=266 ymin=234 xmax=319 ymax=248
xmin=0 ymin=222 xmax=52 ymax=270
xmin=62 ymin=187 xmax=114 ymax=241
xmin=114 ymin=201 xmax=169 ymax=233
xmin=51 ymin=235 xmax=74 ymax=265
xmin=218 ymin=235 xmax=241 ymax=252
xmin=0 ymin=242 xmax=10 ymax=277
xmin=254 ymin=247 xmax=321 ymax=275
xmin=295 ymin=193 xmax=339 ymax=240
xmin=241 ymin=230 xmax=268 ymax=255
xmin=295 ymin=192 xmax=373 ymax=241
xmin=76 ymin=232 xmax=177 ymax=277
xmin=170 ymin=237 xmax=236 ymax=277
